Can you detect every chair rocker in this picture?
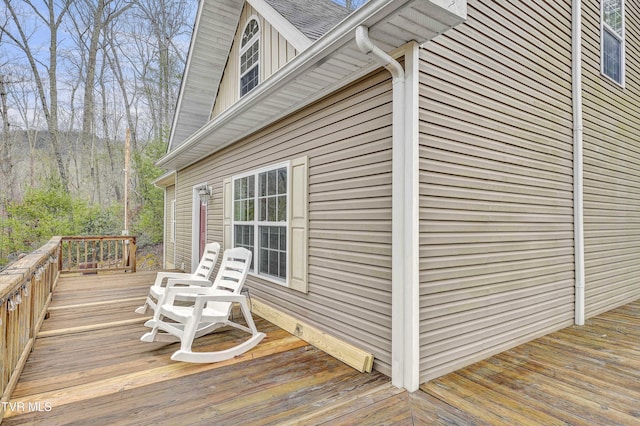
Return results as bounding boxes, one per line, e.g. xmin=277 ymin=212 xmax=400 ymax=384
xmin=140 ymin=247 xmax=265 ymax=363
xmin=135 ymin=242 xmax=221 ymax=315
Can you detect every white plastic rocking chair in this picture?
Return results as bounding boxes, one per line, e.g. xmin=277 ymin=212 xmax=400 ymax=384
xmin=140 ymin=247 xmax=266 ymax=363
xmin=134 ymin=242 xmax=221 ymax=315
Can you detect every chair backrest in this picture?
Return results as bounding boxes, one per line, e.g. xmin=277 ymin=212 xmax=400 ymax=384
xmin=193 ymin=242 xmax=221 ymax=280
xmin=212 ymin=247 xmax=252 ymax=293
xmin=208 ymin=247 xmax=252 ymax=313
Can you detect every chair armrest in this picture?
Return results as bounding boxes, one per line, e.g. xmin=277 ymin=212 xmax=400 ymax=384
xmin=194 ymin=292 xmax=246 ymax=304
xmin=152 ymin=271 xmax=191 ymax=287
xmin=166 ymin=278 xmax=212 ymax=288
xmin=163 ymin=286 xmax=217 ymax=305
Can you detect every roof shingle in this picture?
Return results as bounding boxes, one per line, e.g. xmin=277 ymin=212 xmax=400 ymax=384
xmin=264 ymin=0 xmax=352 ymax=40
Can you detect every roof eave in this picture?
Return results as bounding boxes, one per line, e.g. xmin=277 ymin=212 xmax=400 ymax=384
xmin=153 ymin=171 xmax=177 ymax=188
xmin=159 ymin=0 xmax=467 ymax=170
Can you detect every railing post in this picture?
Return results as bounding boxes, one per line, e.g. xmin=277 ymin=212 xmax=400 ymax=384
xmin=132 ymin=237 xmax=137 ymax=272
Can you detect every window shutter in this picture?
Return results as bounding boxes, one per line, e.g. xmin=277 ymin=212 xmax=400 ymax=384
xmin=223 ymin=177 xmax=232 ymax=250
xmin=288 ymin=156 xmax=308 ymax=293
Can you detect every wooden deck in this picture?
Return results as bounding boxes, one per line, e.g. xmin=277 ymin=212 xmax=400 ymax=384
xmin=4 ymin=271 xmax=640 ymax=425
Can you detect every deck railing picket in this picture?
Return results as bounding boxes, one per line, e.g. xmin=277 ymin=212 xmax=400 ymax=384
xmin=58 ymin=236 xmax=136 ymax=274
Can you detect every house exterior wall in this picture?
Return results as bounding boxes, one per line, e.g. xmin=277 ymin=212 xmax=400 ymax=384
xmin=164 ymin=185 xmax=176 ymax=269
xmin=212 ymin=3 xmax=299 ymax=118
xmin=174 ymin=70 xmax=394 ymax=375
xmin=582 ymin=2 xmax=640 ymax=317
xmin=417 ymin=0 xmax=575 ymax=382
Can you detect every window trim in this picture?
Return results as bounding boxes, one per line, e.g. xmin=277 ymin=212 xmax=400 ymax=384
xmin=239 ymin=16 xmax=260 ymax=98
xmin=231 ymin=161 xmax=290 ymax=286
xmin=169 ymin=199 xmax=176 ymax=244
xmin=600 ymin=0 xmax=625 ymax=87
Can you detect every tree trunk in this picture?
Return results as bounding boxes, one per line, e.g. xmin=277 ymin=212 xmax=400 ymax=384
xmin=1 ymin=0 xmax=71 ymax=189
xmin=0 ymin=75 xmax=14 ymax=199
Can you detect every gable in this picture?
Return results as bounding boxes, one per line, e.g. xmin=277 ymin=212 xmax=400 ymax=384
xmin=168 ymin=0 xmax=244 ymax=152
xmin=212 ymin=2 xmax=303 ymax=119
xmin=161 ymin=0 xmax=468 ymax=171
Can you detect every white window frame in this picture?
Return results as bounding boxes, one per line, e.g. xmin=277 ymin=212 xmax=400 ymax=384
xmin=601 ymin=0 xmax=625 ymax=87
xmin=231 ymin=161 xmax=289 ymax=286
xmin=239 ymin=16 xmax=260 ymax=98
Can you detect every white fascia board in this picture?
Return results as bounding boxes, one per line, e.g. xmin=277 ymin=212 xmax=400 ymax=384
xmin=247 ymin=0 xmax=312 ymax=52
xmin=167 ymin=0 xmax=206 ymax=153
xmin=429 ymin=0 xmax=467 ymax=20
xmin=168 ymin=0 xmax=243 ymax=153
xmin=158 ymin=0 xmax=467 ymax=170
xmin=153 ymin=171 xmax=176 ymax=188
xmin=158 ymin=0 xmax=409 ymax=169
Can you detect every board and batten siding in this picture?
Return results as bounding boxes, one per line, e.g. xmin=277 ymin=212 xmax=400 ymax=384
xmin=418 ymin=0 xmax=575 ymax=382
xmin=174 ymin=70 xmax=394 ymax=374
xmin=581 ymin=2 xmax=640 ymax=318
xmin=212 ymin=3 xmax=299 ymax=118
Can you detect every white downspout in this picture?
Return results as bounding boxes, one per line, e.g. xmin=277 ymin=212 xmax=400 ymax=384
xmin=355 ymin=26 xmax=409 ymax=390
xmin=572 ymin=0 xmax=585 ymax=325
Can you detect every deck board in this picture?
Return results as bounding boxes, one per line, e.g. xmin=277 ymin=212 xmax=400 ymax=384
xmin=4 ymin=271 xmax=640 ymax=425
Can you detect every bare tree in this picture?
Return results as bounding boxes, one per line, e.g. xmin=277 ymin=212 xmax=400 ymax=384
xmin=63 ymin=0 xmax=131 ymax=201
xmin=0 ymin=12 xmax=10 ymax=195
xmin=0 ymin=0 xmax=74 ymax=189
xmin=0 ymin=75 xmax=13 ymax=198
xmin=3 ymin=66 xmax=44 ymax=189
xmin=103 ymin=22 xmax=137 ymax=153
xmin=129 ymin=0 xmax=192 ymax=140
xmin=73 ymin=0 xmax=131 ymax=140
xmin=0 ymin=0 xmax=194 ymax=209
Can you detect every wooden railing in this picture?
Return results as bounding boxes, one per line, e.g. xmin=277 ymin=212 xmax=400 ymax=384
xmin=0 ymin=235 xmax=137 ymax=420
xmin=59 ymin=236 xmax=137 ymax=274
xmin=0 ymin=237 xmax=60 ymax=418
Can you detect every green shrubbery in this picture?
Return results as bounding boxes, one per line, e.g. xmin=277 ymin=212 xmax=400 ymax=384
xmin=0 ymin=179 xmax=121 ymax=263
xmin=130 ymin=138 xmax=167 ymax=247
xmin=0 ymin=139 xmax=168 ymax=268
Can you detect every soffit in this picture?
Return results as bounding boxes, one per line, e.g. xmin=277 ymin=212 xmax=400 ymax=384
xmin=160 ymin=0 xmax=467 ymax=170
xmin=167 ymin=0 xmax=243 ymax=152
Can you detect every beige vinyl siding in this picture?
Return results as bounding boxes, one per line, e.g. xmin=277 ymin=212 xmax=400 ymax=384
xmin=581 ymin=2 xmax=640 ymax=317
xmin=164 ymin=185 xmax=176 ymax=269
xmin=212 ymin=3 xmax=299 ymax=118
xmin=418 ymin=0 xmax=575 ymax=382
xmin=175 ymin=70 xmax=393 ymax=374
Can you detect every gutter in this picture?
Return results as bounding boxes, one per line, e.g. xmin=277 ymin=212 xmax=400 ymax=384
xmin=152 ymin=171 xmax=176 ymax=188
xmin=356 ymin=26 xmax=419 ymax=392
xmin=158 ymin=0 xmax=410 ymax=169
xmin=572 ymin=0 xmax=585 ymax=325
xmin=159 ymin=0 xmax=467 ymax=170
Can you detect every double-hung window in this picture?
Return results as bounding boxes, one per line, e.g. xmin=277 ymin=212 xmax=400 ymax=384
xmin=224 ymin=158 xmax=308 ymax=292
xmin=601 ymin=0 xmax=625 ymax=86
xmin=239 ymin=18 xmax=260 ymax=97
xmin=233 ymin=165 xmax=288 ymax=282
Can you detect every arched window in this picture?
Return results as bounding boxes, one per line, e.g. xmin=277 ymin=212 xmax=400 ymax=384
xmin=240 ymin=18 xmax=260 ymax=97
